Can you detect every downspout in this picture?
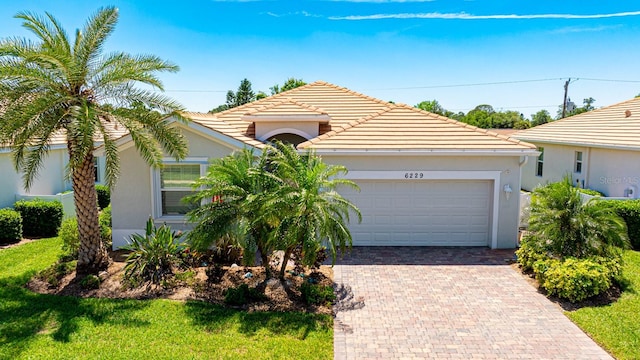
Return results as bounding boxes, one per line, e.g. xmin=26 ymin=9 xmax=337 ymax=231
xmin=516 ymin=156 xmax=529 ymax=247
xmin=584 ymin=147 xmax=591 ymax=189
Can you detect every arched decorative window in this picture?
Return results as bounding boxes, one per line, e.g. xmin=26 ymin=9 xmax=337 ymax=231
xmin=266 ymin=133 xmax=308 ymax=146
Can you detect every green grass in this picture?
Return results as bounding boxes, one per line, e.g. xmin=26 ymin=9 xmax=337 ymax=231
xmin=567 ymin=250 xmax=640 ymax=360
xmin=0 ymin=238 xmax=332 ymax=360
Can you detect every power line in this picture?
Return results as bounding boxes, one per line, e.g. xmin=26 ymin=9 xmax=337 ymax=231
xmin=158 ymin=77 xmax=640 ymax=94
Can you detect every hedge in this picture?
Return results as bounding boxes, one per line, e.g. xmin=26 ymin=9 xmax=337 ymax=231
xmin=0 ymin=208 xmax=22 ymax=244
xmin=14 ymin=199 xmax=63 ymax=238
xmin=597 ymin=199 xmax=640 ymax=250
xmin=95 ymin=184 xmax=111 ymax=210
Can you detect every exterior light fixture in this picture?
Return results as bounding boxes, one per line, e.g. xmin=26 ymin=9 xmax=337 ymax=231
xmin=503 ymin=184 xmax=513 ymax=200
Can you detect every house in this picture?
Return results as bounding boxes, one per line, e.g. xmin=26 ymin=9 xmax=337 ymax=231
xmin=109 ymin=81 xmax=538 ymax=249
xmin=513 ymin=97 xmax=640 ymax=198
xmin=0 ymin=125 xmax=126 ymax=212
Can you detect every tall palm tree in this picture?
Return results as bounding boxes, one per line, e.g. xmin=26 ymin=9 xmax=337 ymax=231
xmin=0 ymin=7 xmax=188 ymax=274
xmin=529 ymin=177 xmax=629 ymax=258
xmin=269 ymin=142 xmax=361 ymax=279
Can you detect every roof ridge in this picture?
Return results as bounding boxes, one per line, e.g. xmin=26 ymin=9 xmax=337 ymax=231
xmin=390 ymin=103 xmax=537 ymax=149
xmin=243 ymin=97 xmax=327 ymax=115
xmin=318 ymin=81 xmax=394 ymax=107
xmin=297 ymin=106 xmax=394 ymax=149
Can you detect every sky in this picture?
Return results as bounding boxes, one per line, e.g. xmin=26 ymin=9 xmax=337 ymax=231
xmin=0 ymin=1 xmax=639 ymax=118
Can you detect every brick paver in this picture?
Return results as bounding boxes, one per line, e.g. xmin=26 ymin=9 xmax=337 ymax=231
xmin=333 ymin=247 xmax=612 ymax=360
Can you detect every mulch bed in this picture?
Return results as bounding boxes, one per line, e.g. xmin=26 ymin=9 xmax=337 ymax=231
xmin=26 ymin=250 xmax=335 ymax=314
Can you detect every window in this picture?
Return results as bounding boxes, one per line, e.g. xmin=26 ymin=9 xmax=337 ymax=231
xmin=93 ymin=157 xmax=100 ymax=183
xmin=159 ymin=164 xmax=202 ymax=216
xmin=536 ymin=147 xmax=544 ymax=177
xmin=574 ymin=151 xmax=583 ymax=174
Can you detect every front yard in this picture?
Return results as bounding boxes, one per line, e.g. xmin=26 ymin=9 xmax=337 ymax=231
xmin=567 ymin=250 xmax=640 ymax=360
xmin=0 ymin=238 xmax=332 ymax=360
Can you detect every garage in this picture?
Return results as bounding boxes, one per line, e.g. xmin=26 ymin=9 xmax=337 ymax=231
xmin=341 ymin=179 xmax=493 ymax=246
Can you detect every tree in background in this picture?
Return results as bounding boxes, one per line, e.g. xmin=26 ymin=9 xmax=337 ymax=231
xmin=0 ymin=7 xmax=188 ymax=274
xmin=531 ymin=110 xmax=553 ymax=127
xmin=270 ymin=78 xmax=307 ymax=95
xmin=416 ymin=100 xmax=446 ymax=116
xmin=209 ymin=78 xmax=306 ymax=113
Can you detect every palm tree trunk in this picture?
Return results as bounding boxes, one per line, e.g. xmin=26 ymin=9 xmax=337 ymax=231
xmin=74 ymin=151 xmax=109 ymax=275
xmin=279 ymin=247 xmax=294 ymax=280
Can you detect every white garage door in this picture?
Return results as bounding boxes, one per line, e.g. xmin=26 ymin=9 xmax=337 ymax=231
xmin=342 ymin=180 xmax=492 ymax=246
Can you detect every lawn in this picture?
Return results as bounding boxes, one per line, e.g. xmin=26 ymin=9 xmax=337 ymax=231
xmin=567 ymin=250 xmax=640 ymax=360
xmin=0 ymin=238 xmax=333 ymax=360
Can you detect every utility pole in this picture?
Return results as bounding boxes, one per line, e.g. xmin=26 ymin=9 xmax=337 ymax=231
xmin=561 ymin=78 xmax=571 ymax=118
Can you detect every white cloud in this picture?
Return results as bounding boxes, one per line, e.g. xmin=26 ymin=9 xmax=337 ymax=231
xmin=266 ymin=11 xmax=321 ymax=18
xmin=328 ymin=11 xmax=640 ymax=21
xmin=549 ymin=25 xmax=623 ymax=34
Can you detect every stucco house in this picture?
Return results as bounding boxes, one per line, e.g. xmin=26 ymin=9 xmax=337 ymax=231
xmin=109 ymin=81 xmax=538 ymax=249
xmin=513 ymin=97 xmax=640 ymax=198
xmin=0 ymin=126 xmax=126 ymax=211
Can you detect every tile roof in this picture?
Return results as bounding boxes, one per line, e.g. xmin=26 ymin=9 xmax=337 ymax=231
xmin=513 ymin=97 xmax=640 ymax=150
xmin=298 ymin=104 xmax=536 ymax=151
xmin=184 ymin=81 xmax=536 ymax=153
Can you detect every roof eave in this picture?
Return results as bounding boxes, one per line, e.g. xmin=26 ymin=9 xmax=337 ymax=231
xmin=512 ymin=137 xmax=640 ymax=152
xmin=242 ymin=114 xmax=331 ymax=124
xmin=309 ymin=148 xmax=540 ymax=156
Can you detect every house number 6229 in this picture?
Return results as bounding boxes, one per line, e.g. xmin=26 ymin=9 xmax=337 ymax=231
xmin=404 ymin=172 xmax=424 ymax=179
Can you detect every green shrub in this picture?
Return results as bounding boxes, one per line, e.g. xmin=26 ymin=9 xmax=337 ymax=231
xmin=95 ymin=184 xmax=111 ymax=209
xmin=80 ymin=274 xmax=101 ymax=289
xmin=300 ymin=282 xmax=336 ymax=306
xmin=533 ymin=257 xmax=613 ymax=303
xmin=14 ymin=199 xmax=63 ymax=238
xmin=515 ymin=234 xmax=548 ymax=272
xmin=0 ymin=208 xmax=22 ymax=244
xmin=598 ymin=199 xmax=640 ymax=250
xmin=123 ymin=218 xmax=185 ymax=286
xmin=37 ymin=259 xmax=77 ymax=287
xmin=223 ymin=284 xmax=266 ymax=306
xmin=59 ymin=217 xmax=80 ymax=256
xmin=99 ymin=205 xmax=112 ymax=249
xmin=579 ymin=188 xmax=604 ymax=196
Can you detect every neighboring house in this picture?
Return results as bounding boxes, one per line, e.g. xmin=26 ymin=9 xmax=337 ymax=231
xmin=0 ymin=126 xmax=126 ymax=211
xmin=513 ymin=97 xmax=640 ymax=198
xmin=108 ymin=81 xmax=538 ymax=249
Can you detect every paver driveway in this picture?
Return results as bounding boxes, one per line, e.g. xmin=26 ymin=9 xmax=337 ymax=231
xmin=333 ymin=247 xmax=612 ymax=359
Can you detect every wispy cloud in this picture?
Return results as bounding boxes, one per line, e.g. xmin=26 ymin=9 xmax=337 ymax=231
xmin=328 ymin=11 xmax=640 ymax=21
xmin=326 ymin=0 xmax=436 ymax=2
xmin=549 ymin=24 xmax=623 ymax=34
xmin=266 ymin=11 xmax=321 ymax=18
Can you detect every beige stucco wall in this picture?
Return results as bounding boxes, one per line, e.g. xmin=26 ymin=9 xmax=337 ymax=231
xmin=520 ymin=142 xmax=640 ymax=197
xmin=254 ymin=122 xmax=319 ymax=141
xmin=587 ymin=148 xmax=640 ymax=197
xmin=0 ymin=148 xmax=71 ymax=209
xmin=322 ymin=154 xmax=525 ymax=249
xmin=111 ymin=126 xmax=238 ymax=248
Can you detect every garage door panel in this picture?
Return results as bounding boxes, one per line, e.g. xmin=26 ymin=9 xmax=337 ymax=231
xmin=342 ymin=180 xmax=491 ymax=246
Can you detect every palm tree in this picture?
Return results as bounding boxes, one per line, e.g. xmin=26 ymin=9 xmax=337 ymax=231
xmin=0 ymin=7 xmax=188 ymax=274
xmin=186 ymin=148 xmax=282 ymax=277
xmin=269 ymin=143 xmax=361 ymax=279
xmin=529 ymin=177 xmax=629 ymax=258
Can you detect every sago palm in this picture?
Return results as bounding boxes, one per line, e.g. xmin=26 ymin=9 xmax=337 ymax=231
xmin=185 ymin=148 xmax=282 ymax=277
xmin=529 ymin=177 xmax=629 ymax=258
xmin=269 ymin=142 xmax=361 ymax=279
xmin=0 ymin=7 xmax=187 ymax=274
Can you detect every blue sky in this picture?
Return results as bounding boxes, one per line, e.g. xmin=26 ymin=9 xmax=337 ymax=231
xmin=1 ymin=1 xmax=639 ymax=117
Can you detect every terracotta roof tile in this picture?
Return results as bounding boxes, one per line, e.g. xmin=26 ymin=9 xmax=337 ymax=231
xmin=182 ymin=81 xmax=536 ymax=152
xmin=513 ymin=97 xmax=640 ymax=150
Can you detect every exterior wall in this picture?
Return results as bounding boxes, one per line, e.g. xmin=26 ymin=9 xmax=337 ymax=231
xmin=111 ymin=126 xmax=238 ymax=248
xmin=520 ymin=142 xmax=640 ymax=197
xmin=587 ymin=148 xmax=640 ymax=197
xmin=0 ymin=148 xmax=71 ymax=209
xmin=520 ymin=143 xmax=588 ymax=192
xmin=255 ymin=122 xmax=319 ymax=141
xmin=322 ymin=154 xmax=524 ymax=249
